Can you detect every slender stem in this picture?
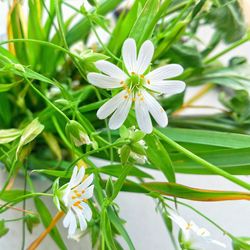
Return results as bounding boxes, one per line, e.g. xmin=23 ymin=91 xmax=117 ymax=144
xmin=68 ymin=140 xmax=128 ymax=170
xmin=0 ymin=39 xmax=83 ymax=61
xmin=27 ymin=80 xmax=71 ymax=123
xmin=204 ymin=34 xmax=250 ymax=64
xmin=27 ymin=211 xmax=64 ymax=250
xmin=154 ymin=129 xmax=250 ymax=190
xmin=173 ymin=83 xmax=214 ymax=115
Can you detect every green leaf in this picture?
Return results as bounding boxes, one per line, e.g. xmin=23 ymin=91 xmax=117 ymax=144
xmin=121 ymin=181 xmax=250 ymax=201
xmin=33 ymin=165 xmax=153 ymax=179
xmin=0 ymin=190 xmax=30 ymax=202
xmin=206 ymin=0 xmax=246 ymax=43
xmin=0 ymin=220 xmax=9 ymax=238
xmin=16 ymin=118 xmax=45 ymax=157
xmin=172 ymin=148 xmax=250 ymax=175
xmin=129 ymin=0 xmax=160 ymax=45
xmin=34 ymin=198 xmax=67 ymax=250
xmin=120 ymin=145 xmax=131 ymax=165
xmin=145 ymin=135 xmax=176 ymax=182
xmin=25 ymin=214 xmax=40 ymax=233
xmin=158 ymin=128 xmax=250 ymax=149
xmin=107 ymin=208 xmax=136 ymax=250
xmin=0 ymin=129 xmax=22 ymax=144
xmin=0 ymin=81 xmax=21 ymax=93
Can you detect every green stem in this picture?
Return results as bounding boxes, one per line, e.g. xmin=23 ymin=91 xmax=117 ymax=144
xmin=55 ymin=0 xmax=87 ymax=80
xmin=0 ymin=39 xmax=83 ymax=61
xmin=204 ymin=34 xmax=250 ymax=64
xmin=68 ymin=139 xmax=128 ymax=170
xmin=154 ymin=129 xmax=250 ymax=190
xmin=27 ymin=80 xmax=70 ymax=123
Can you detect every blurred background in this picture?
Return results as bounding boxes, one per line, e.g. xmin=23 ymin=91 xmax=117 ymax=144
xmin=1 ymin=1 xmax=250 ymax=249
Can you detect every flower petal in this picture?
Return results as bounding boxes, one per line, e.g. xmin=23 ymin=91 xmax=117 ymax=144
xmin=108 ymin=93 xmax=132 ymax=130
xmin=95 ymin=60 xmax=128 ymax=80
xmin=145 ymin=64 xmax=184 ymax=81
xmin=81 ymin=185 xmax=94 ymax=199
xmin=81 ymin=202 xmax=92 ymax=221
xmin=87 ymin=73 xmax=121 ymax=89
xmin=146 ymin=80 xmax=185 ymax=95
xmin=143 ymin=90 xmax=168 ymax=127
xmin=72 ymin=207 xmax=87 ymax=231
xmin=209 ymin=239 xmax=226 ymax=248
xmin=122 ymin=38 xmax=137 ymax=74
xmin=77 ymin=174 xmax=94 ymax=193
xmin=63 ymin=209 xmax=77 ymax=236
xmin=136 ymin=40 xmax=154 ymax=74
xmin=97 ymin=90 xmax=127 ymax=119
xmin=73 ymin=167 xmax=85 ymax=187
xmin=135 ymin=94 xmax=152 ymax=133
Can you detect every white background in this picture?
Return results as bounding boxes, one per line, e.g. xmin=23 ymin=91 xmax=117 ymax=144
xmin=1 ymin=1 xmax=250 ymax=249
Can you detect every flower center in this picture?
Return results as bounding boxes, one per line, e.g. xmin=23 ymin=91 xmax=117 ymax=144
xmin=126 ymin=72 xmax=145 ymax=92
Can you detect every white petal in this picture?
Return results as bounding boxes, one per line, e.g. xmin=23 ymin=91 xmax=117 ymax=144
xmin=73 ymin=167 xmax=85 ymax=187
xmin=81 ymin=202 xmax=92 ymax=221
xmin=196 ymin=227 xmax=210 ymax=237
xmin=63 ymin=209 xmax=77 ymax=236
xmin=87 ymin=73 xmax=121 ymax=89
xmin=168 ymin=210 xmax=188 ymax=232
xmin=77 ymin=174 xmax=94 ymax=193
xmin=209 ymin=239 xmax=226 ymax=248
xmin=81 ymin=185 xmax=94 ymax=199
xmin=72 ymin=207 xmax=87 ymax=231
xmin=143 ymin=90 xmax=168 ymax=127
xmin=97 ymin=90 xmax=127 ymax=119
xmin=135 ymin=94 xmax=152 ymax=134
xmin=95 ymin=60 xmax=128 ymax=80
xmin=136 ymin=40 xmax=154 ymax=74
xmin=122 ymin=38 xmax=137 ymax=74
xmin=109 ymin=93 xmax=132 ymax=130
xmin=146 ymin=80 xmax=185 ymax=95
xmin=63 ymin=209 xmax=73 ymax=228
xmin=145 ymin=64 xmax=184 ymax=81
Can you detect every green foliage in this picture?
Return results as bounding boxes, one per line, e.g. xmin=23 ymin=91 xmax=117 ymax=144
xmin=1 ymin=0 xmax=250 ymax=249
xmin=0 ymin=220 xmax=9 ymax=238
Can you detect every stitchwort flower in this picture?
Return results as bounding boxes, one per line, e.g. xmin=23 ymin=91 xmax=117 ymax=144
xmin=168 ymin=210 xmax=226 ymax=248
xmin=87 ymin=38 xmax=185 ymax=133
xmin=59 ymin=166 xmax=94 ymax=237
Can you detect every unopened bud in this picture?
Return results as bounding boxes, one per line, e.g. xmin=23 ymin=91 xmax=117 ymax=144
xmin=65 ymin=120 xmax=92 ymax=147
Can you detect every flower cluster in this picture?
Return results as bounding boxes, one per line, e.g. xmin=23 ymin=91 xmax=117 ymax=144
xmin=87 ymin=38 xmax=185 ymax=134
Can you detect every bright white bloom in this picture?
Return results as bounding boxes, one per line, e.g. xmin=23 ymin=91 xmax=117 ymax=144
xmin=168 ymin=210 xmax=226 ymax=248
xmin=62 ymin=166 xmax=94 ymax=237
xmin=87 ymin=38 xmax=185 ymax=134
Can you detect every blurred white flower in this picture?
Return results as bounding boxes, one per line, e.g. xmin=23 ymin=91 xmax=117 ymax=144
xmin=168 ymin=210 xmax=226 ymax=248
xmin=62 ymin=166 xmax=94 ymax=237
xmin=87 ymin=38 xmax=185 ymax=133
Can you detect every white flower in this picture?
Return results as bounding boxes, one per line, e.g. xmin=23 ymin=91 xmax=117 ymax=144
xmin=168 ymin=210 xmax=226 ymax=248
xmin=62 ymin=166 xmax=94 ymax=237
xmin=87 ymin=38 xmax=185 ymax=134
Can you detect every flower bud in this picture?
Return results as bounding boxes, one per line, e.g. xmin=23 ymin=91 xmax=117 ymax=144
xmin=65 ymin=120 xmax=91 ymax=147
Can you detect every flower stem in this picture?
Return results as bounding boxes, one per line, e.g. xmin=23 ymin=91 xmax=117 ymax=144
xmin=154 ymin=129 xmax=250 ymax=191
xmin=27 ymin=211 xmax=64 ymax=250
xmin=204 ymin=34 xmax=250 ymax=64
